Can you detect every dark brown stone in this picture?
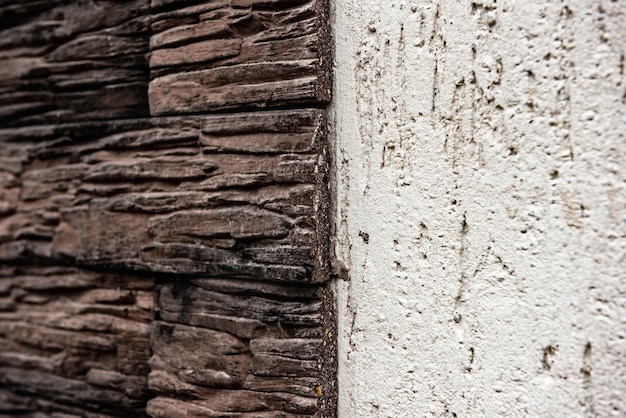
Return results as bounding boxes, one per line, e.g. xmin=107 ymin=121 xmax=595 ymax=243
xmin=0 ymin=0 xmax=335 ymax=416
xmin=148 ymin=0 xmax=330 ymax=115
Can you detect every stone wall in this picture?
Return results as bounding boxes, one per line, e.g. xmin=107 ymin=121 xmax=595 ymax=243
xmin=0 ymin=1 xmax=335 ymax=416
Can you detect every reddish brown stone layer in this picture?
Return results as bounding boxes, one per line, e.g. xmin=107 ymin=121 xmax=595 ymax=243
xmin=0 ymin=266 xmax=153 ymax=417
xmin=0 ymin=0 xmax=334 ymax=416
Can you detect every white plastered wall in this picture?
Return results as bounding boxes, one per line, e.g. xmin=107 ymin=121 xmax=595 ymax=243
xmin=331 ymin=1 xmax=626 ymax=416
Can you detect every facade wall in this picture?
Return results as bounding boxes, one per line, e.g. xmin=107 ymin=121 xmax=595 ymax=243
xmin=332 ymin=1 xmax=625 ymax=416
xmin=0 ymin=1 xmax=336 ymax=416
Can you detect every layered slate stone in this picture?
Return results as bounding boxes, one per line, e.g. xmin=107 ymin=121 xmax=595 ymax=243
xmin=148 ymin=0 xmax=331 ymax=115
xmin=0 ymin=111 xmax=327 ymax=282
xmin=0 ymin=0 xmax=335 ymax=416
xmin=0 ymin=0 xmax=151 ymax=127
xmin=147 ymin=279 xmax=325 ymax=417
xmin=0 ymin=1 xmax=154 ymax=415
xmin=147 ymin=2 xmax=335 ymax=414
xmin=0 ymin=266 xmax=153 ymax=417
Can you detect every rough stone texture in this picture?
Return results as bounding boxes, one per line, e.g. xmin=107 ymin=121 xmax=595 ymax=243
xmin=0 ymin=266 xmax=153 ymax=417
xmin=0 ymin=0 xmax=335 ymax=416
xmin=0 ymin=0 xmax=151 ymax=127
xmin=149 ymin=0 xmax=332 ymax=115
xmin=0 ymin=111 xmax=327 ymax=280
xmin=333 ymin=0 xmax=626 ymax=417
xmin=148 ymin=279 xmax=326 ymax=416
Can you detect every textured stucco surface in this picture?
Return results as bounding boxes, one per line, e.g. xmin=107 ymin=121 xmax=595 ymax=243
xmin=331 ymin=1 xmax=626 ymax=416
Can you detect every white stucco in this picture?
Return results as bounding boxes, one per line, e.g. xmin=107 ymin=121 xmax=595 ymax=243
xmin=331 ymin=1 xmax=626 ymax=416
